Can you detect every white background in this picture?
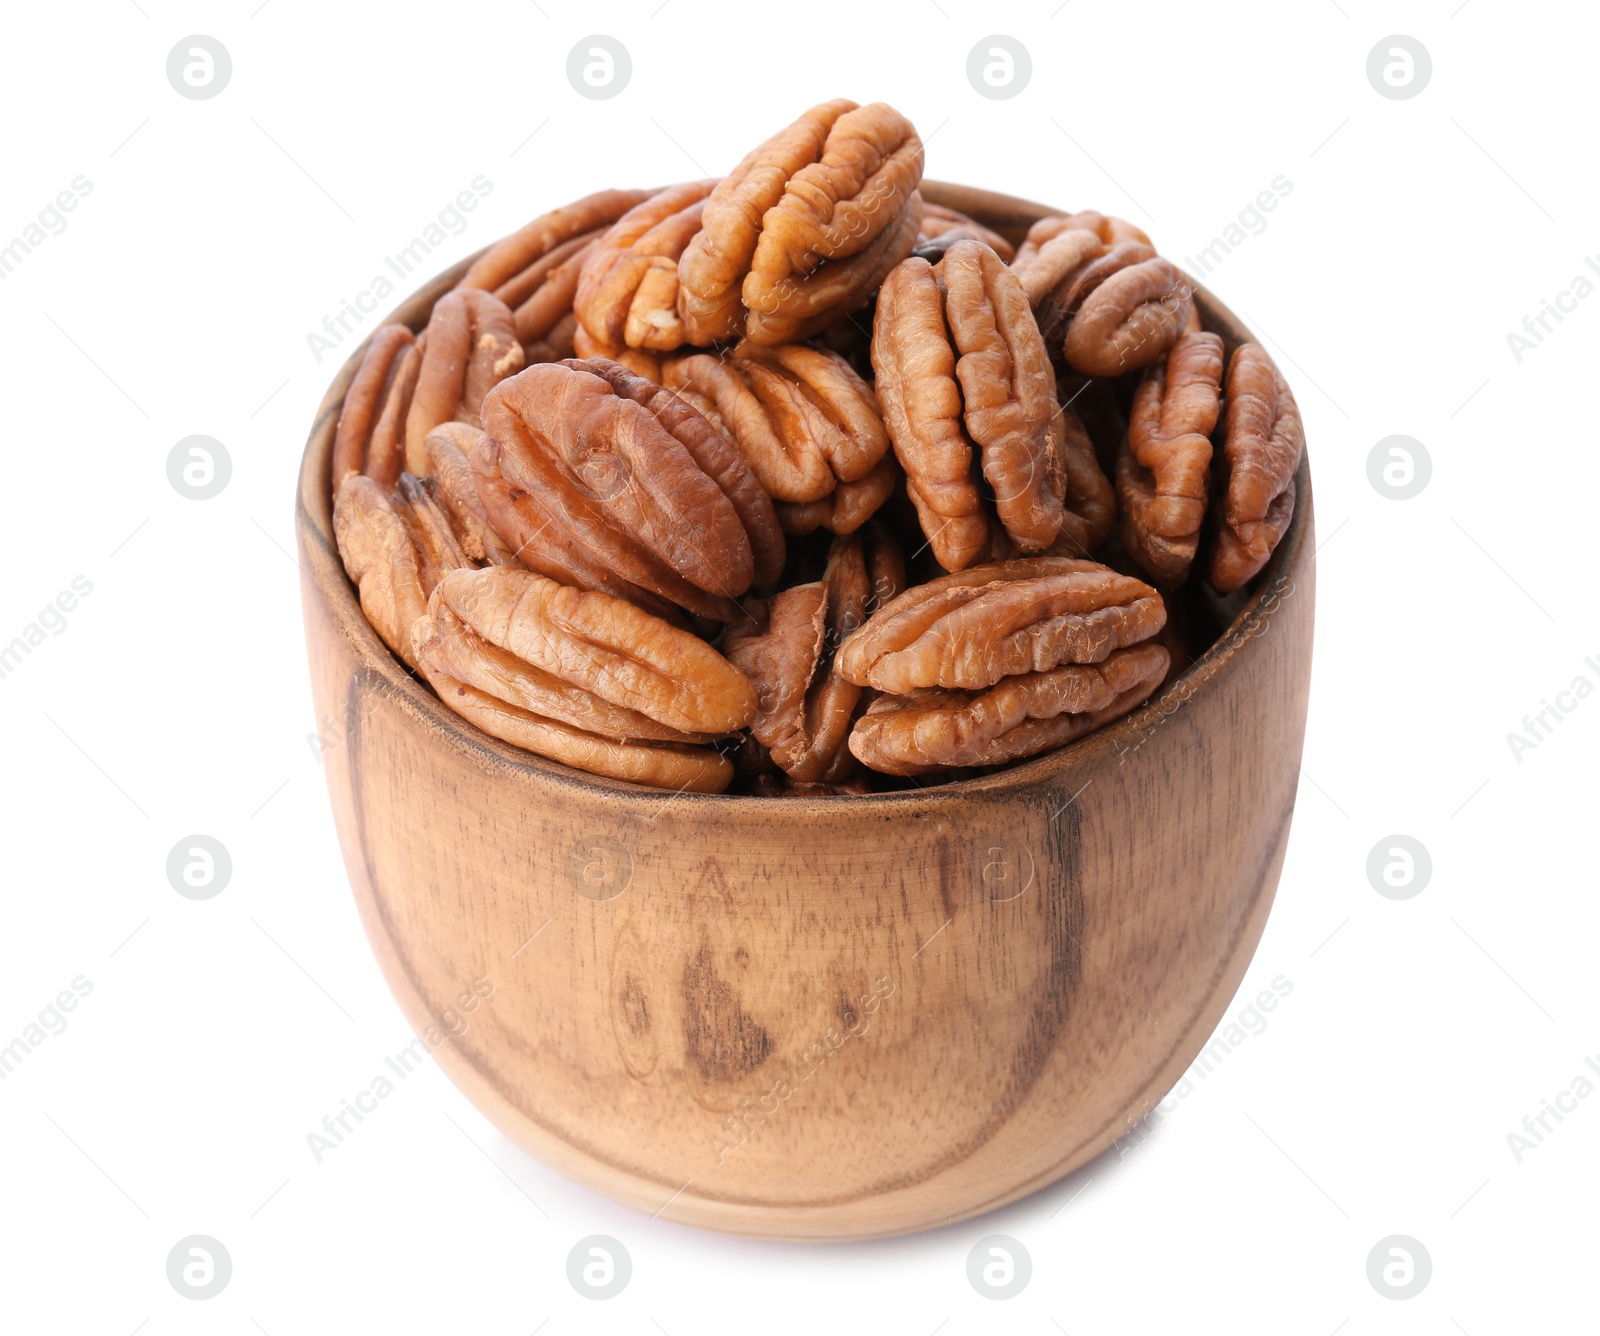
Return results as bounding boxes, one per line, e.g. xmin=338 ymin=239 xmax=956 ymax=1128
xmin=1 ymin=1 xmax=1595 ymax=1331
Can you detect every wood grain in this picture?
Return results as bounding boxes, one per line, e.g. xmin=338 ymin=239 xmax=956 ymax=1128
xmin=296 ymin=181 xmax=1316 ymax=1240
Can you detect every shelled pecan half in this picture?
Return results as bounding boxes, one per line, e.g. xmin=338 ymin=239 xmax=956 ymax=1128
xmin=403 ymin=288 xmax=524 ymax=474
xmin=1116 ymin=330 xmax=1225 ymax=585
xmin=332 ymin=472 xmax=471 ymax=667
xmin=873 ymin=240 xmax=1108 ymax=570
xmin=836 ymin=556 xmax=1165 ymax=693
xmin=664 ymin=340 xmax=891 ymax=508
xmin=679 ymin=99 xmax=924 ymax=345
xmin=848 ymin=640 xmax=1169 ymax=775
xmin=475 ymin=358 xmax=782 ymax=620
xmin=1210 ymin=343 xmax=1304 ymax=592
xmin=574 ymin=181 xmax=715 ymax=352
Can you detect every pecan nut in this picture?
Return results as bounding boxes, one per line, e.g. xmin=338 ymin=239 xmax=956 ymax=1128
xmin=724 ymin=526 xmax=905 ymax=782
xmin=404 ymin=288 xmax=524 ymax=473
xmin=476 ymin=358 xmax=782 ymax=619
xmin=574 ymin=181 xmax=715 ymax=352
xmin=1030 ymin=237 xmax=1192 ymax=378
xmin=679 ymin=100 xmax=925 ymax=345
xmin=848 ymin=640 xmax=1169 ymax=775
xmin=1210 ymin=343 xmax=1304 ymax=592
xmin=773 ymin=453 xmax=900 ymax=536
xmin=332 ymin=324 xmax=418 ymax=494
xmin=664 ymin=340 xmax=890 ymax=506
xmin=412 ymin=567 xmax=747 ymax=792
xmin=874 ymin=240 xmax=1087 ymax=570
xmin=332 ymin=472 xmax=471 ymax=667
xmin=836 ymin=556 xmax=1165 ymax=694
xmin=1116 ymin=330 xmax=1224 ymax=585
xmin=458 ymin=188 xmax=654 ymax=304
xmin=425 ymin=566 xmax=756 ymax=736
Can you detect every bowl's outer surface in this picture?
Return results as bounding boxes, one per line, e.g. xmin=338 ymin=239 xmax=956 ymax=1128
xmin=296 ymin=182 xmax=1316 ymax=1240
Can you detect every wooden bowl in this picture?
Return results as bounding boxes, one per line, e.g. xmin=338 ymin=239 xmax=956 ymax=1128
xmin=296 ymin=182 xmax=1315 ymax=1241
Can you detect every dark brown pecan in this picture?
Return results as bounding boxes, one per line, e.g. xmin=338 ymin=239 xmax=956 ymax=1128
xmin=1210 ymin=343 xmax=1304 ymax=592
xmin=574 ymin=181 xmax=715 ymax=352
xmin=724 ymin=526 xmax=905 ymax=782
xmin=332 ymin=324 xmax=416 ymax=494
xmin=1116 ymin=331 xmax=1224 ymax=585
xmin=664 ymin=341 xmax=890 ymax=506
xmin=872 ymin=241 xmax=1075 ymax=570
xmin=848 ymin=641 xmax=1169 ymax=775
xmin=404 ymin=288 xmax=524 ymax=473
xmin=458 ymin=188 xmax=654 ymax=301
xmin=679 ymin=100 xmax=924 ymax=345
xmin=475 ymin=359 xmax=781 ymax=619
xmin=836 ymin=556 xmax=1165 ymax=693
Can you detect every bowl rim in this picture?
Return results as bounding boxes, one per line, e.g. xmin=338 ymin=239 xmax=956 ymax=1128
xmin=296 ymin=179 xmax=1313 ymax=810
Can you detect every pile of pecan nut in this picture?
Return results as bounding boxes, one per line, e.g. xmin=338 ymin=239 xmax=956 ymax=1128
xmin=331 ymin=98 xmax=1304 ymax=796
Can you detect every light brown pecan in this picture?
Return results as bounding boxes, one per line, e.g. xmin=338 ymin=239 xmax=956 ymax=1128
xmin=663 ymin=341 xmax=890 ymax=507
xmin=916 ymin=203 xmax=1016 ymax=261
xmin=403 ymin=288 xmax=524 ymax=474
xmin=429 ymin=566 xmax=756 ymax=735
xmin=416 ymin=593 xmax=708 ymax=743
xmin=458 ymin=188 xmax=654 ymax=301
xmin=1014 ymin=211 xmax=1150 ymax=268
xmin=773 ymin=453 xmax=900 ymax=536
xmin=1116 ymin=331 xmax=1224 ymax=585
xmin=848 ymin=641 xmax=1169 ymax=776
xmin=332 ymin=472 xmax=471 ymax=667
xmin=679 ymin=99 xmax=924 ymax=345
xmin=836 ymin=556 xmax=1165 ymax=694
xmin=574 ymin=181 xmax=715 ymax=352
xmin=1010 ymin=226 xmax=1104 ymax=311
xmin=332 ymin=324 xmax=418 ymax=493
xmin=1032 ymin=239 xmax=1192 ymax=378
xmin=417 ymin=666 xmax=735 ymax=793
xmin=476 ymin=359 xmax=782 ymax=619
xmin=872 ymin=241 xmax=1071 ymax=570
xmin=422 ymin=423 xmax=517 ymax=566
xmin=1210 ymin=343 xmax=1304 ymax=592
xmin=724 ymin=526 xmax=905 ymax=782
